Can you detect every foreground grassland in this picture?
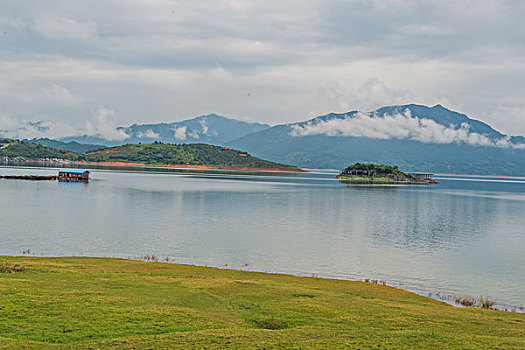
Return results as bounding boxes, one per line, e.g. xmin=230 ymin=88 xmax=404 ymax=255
xmin=0 ymin=257 xmax=523 ymax=349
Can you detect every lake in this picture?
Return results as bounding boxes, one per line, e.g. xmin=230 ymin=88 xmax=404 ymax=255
xmin=1 ymin=165 xmax=524 ymax=307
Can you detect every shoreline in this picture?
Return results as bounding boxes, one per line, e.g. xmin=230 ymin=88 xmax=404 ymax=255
xmin=337 ymin=178 xmax=434 ymax=185
xmin=5 ymin=253 xmax=523 ymax=313
xmin=1 ymin=158 xmax=307 ymax=173
xmin=73 ymin=160 xmax=308 ymax=173
xmin=434 ymin=172 xmax=525 ymax=179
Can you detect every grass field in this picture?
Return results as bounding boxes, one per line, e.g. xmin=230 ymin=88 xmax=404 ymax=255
xmin=0 ymin=256 xmax=523 ymax=349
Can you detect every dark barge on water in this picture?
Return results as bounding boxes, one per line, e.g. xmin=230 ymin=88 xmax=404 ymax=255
xmin=0 ymin=169 xmax=90 ymax=183
xmin=58 ymin=169 xmax=90 ymax=182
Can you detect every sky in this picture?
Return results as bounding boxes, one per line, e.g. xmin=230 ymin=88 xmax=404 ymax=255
xmin=1 ymin=0 xmax=524 ymax=139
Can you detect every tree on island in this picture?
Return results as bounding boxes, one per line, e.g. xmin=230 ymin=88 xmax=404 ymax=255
xmin=336 ymin=162 xmax=434 ymax=183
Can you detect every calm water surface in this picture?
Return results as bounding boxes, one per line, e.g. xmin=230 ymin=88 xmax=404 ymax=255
xmin=1 ymin=165 xmax=524 ymax=305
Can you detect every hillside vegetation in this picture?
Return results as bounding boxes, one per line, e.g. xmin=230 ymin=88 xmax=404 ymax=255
xmin=0 ymin=138 xmax=71 ymax=159
xmin=0 ymin=138 xmax=298 ymax=169
xmin=81 ymin=142 xmax=298 ymax=169
xmin=336 ymin=163 xmax=433 ymax=183
xmin=0 ymin=257 xmax=523 ymax=349
xmin=27 ymin=138 xmax=104 ymax=153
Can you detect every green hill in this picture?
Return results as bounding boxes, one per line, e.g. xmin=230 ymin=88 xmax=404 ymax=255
xmin=0 ymin=139 xmax=72 ymax=159
xmin=336 ymin=163 xmax=434 ymax=183
xmin=1 ymin=138 xmax=299 ymax=170
xmin=26 ymin=138 xmax=104 ymax=154
xmin=81 ymin=142 xmax=299 ymax=169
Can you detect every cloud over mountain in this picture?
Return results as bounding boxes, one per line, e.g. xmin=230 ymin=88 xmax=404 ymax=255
xmin=47 ymin=114 xmax=270 ymax=146
xmin=290 ymin=109 xmax=525 ymax=149
xmin=83 ymin=108 xmax=130 ymax=141
xmin=136 ymin=129 xmax=159 ymax=139
xmin=227 ymin=104 xmax=525 ymax=175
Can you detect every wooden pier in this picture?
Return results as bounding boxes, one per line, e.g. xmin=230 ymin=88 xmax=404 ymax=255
xmin=0 ymin=175 xmax=58 ymax=181
xmin=0 ymin=169 xmax=89 ymax=182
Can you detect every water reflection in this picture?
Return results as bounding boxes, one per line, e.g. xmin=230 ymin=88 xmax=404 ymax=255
xmin=0 ymin=165 xmax=524 ymax=305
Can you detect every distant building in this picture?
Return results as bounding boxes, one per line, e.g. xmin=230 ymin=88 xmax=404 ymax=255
xmin=343 ymin=168 xmax=371 ymax=177
xmin=58 ymin=169 xmax=90 ymax=183
xmin=408 ymin=172 xmax=434 ymax=180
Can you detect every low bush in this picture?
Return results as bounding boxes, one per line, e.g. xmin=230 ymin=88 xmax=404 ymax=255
xmin=0 ymin=263 xmax=26 ymax=273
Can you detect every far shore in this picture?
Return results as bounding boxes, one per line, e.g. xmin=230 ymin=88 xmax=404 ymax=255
xmin=0 ymin=159 xmax=307 ymax=173
xmin=434 ymin=172 xmax=525 ymax=179
xmin=73 ymin=160 xmax=308 ymax=173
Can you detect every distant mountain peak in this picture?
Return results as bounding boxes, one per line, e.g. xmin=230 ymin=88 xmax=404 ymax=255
xmin=227 ymin=103 xmax=525 ymax=176
xmin=201 ymin=113 xmax=222 ymax=118
xmin=60 ymin=113 xmax=271 ymax=147
xmin=316 ymin=103 xmax=508 ymax=142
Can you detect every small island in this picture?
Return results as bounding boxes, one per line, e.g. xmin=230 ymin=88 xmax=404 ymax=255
xmin=336 ymin=163 xmax=437 ymax=184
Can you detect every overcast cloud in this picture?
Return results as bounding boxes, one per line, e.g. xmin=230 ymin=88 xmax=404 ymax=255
xmin=0 ymin=0 xmax=524 ymax=138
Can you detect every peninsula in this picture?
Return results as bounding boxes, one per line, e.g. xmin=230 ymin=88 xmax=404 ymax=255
xmin=336 ymin=163 xmax=436 ymax=184
xmin=0 ymin=138 xmax=303 ymax=172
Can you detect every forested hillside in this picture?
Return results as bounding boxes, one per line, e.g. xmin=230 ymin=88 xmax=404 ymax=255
xmin=1 ymin=138 xmax=299 ymax=169
xmin=27 ymin=138 xmax=104 ymax=153
xmin=0 ymin=139 xmax=71 ymax=159
xmin=82 ymin=143 xmax=298 ymax=169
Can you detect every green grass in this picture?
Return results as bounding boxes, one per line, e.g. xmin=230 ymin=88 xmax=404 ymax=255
xmin=0 ymin=257 xmax=523 ymax=349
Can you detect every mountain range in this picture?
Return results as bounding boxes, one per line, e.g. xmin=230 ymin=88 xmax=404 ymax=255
xmin=27 ymin=138 xmax=103 ymax=154
xmin=59 ymin=114 xmax=270 ymax=146
xmin=7 ymin=104 xmax=525 ymax=175
xmin=229 ymin=104 xmax=525 ymax=175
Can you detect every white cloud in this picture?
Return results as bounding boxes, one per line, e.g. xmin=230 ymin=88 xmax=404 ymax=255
xmin=33 ymin=15 xmax=97 ymax=41
xmin=84 ymin=108 xmax=129 ymax=141
xmin=0 ymin=108 xmax=131 ymax=141
xmin=290 ymin=109 xmax=524 ymax=149
xmin=173 ymin=126 xmax=187 ymax=140
xmin=0 ymin=113 xmax=22 ymax=132
xmin=482 ymin=106 xmax=525 ymax=138
xmin=173 ymin=125 xmax=200 ymax=140
xmin=199 ymin=118 xmax=209 ymax=135
xmin=209 ymin=65 xmax=234 ymax=82
xmin=136 ymin=129 xmax=160 ymax=139
xmin=187 ymin=129 xmax=199 ymax=139
xmin=0 ymin=16 xmax=26 ymax=30
xmin=41 ymin=83 xmax=79 ymax=107
xmin=356 ymin=78 xmax=413 ymax=111
xmin=0 ymin=114 xmax=77 ymax=139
